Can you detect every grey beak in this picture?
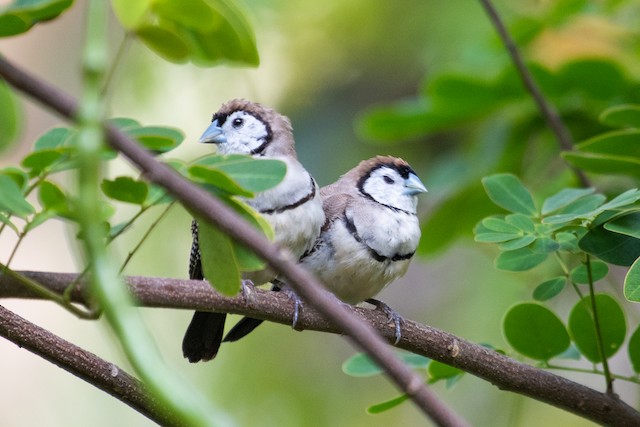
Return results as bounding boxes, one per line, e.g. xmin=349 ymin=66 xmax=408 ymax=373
xmin=199 ymin=120 xmax=227 ymax=144
xmin=403 ymin=173 xmax=428 ymax=196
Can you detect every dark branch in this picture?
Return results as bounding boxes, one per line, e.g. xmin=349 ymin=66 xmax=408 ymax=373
xmin=0 ymin=303 xmax=180 ymax=426
xmin=478 ymin=0 xmax=591 ymax=187
xmin=1 ymin=271 xmax=639 ymax=426
xmin=0 ymin=55 xmax=465 ymax=427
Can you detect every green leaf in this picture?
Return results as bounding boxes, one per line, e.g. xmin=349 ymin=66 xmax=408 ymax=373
xmin=599 ymin=189 xmax=640 ymax=212
xmin=111 ymin=0 xmax=152 ymax=29
xmin=605 ymin=212 xmax=640 ymax=239
xmin=559 ymin=59 xmax=625 ymax=100
xmin=0 ymin=81 xmax=20 ymax=152
xmin=474 ymin=220 xmax=521 ymax=243
xmin=38 ymin=180 xmax=67 ymax=212
xmin=427 ymin=361 xmax=464 ymax=385
xmin=107 ymin=117 xmax=141 ymax=131
xmin=531 ymin=236 xmax=560 ymax=254
xmin=366 ymin=394 xmax=409 ymax=414
xmin=224 ymin=197 xmax=273 ymax=272
xmin=0 ymin=174 xmax=35 ymax=218
xmin=101 ymin=177 xmax=149 ymax=205
xmin=562 ymin=151 xmax=640 ymax=179
xmin=34 ymin=127 xmax=72 ymax=150
xmin=0 ymin=212 xmax=18 ymax=233
xmin=0 ymin=13 xmax=30 ymax=37
xmin=136 ymin=25 xmax=190 ymax=63
xmin=356 ymin=100 xmax=436 ymax=142
xmin=569 ymin=261 xmax=609 ymax=284
xmin=125 ymin=126 xmax=185 ymax=154
xmin=503 ymin=303 xmax=570 ymax=361
xmin=152 ymin=0 xmax=217 ymax=32
xmin=533 ymin=277 xmax=566 ymax=301
xmin=196 ymin=217 xmax=241 ymax=295
xmin=188 ymin=165 xmax=253 ymax=198
xmin=482 ymin=217 xmax=521 ymax=234
xmin=624 ymin=256 xmax=640 ymax=303
xmin=628 ymin=325 xmax=640 ymax=373
xmin=482 ymin=174 xmax=537 ymax=216
xmin=0 ymin=0 xmax=73 ymax=36
xmin=579 ymin=225 xmax=640 ymax=266
xmin=541 ymin=188 xmax=596 ymax=215
xmin=429 ymin=74 xmax=508 ymax=118
xmin=600 ymin=104 xmax=640 ymax=128
xmin=505 ymin=213 xmax=535 ymax=233
xmin=342 ymin=351 xmax=430 ymax=377
xmin=21 ymin=149 xmax=65 ymax=176
xmin=568 ymin=294 xmax=626 ymax=363
xmin=495 ymin=247 xmax=547 ymax=271
xmin=577 ymin=129 xmax=640 ymax=158
xmin=499 ymin=235 xmax=536 ymax=251
xmin=25 ymin=209 xmax=58 ymax=231
xmin=555 ymin=231 xmax=579 ymax=251
xmin=1 ymin=167 xmax=29 ymax=191
xmin=194 ymin=155 xmax=287 ymax=193
xmin=543 ymin=194 xmax=608 ymax=225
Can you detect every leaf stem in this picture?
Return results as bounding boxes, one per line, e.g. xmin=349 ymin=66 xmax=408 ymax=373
xmin=585 ymin=255 xmax=614 ymax=394
xmin=545 ymin=363 xmax=638 ymax=385
xmin=119 ymin=202 xmax=175 ymax=273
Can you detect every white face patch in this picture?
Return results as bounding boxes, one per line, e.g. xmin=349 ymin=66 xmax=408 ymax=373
xmin=361 ymin=166 xmax=419 ymax=213
xmin=217 ymin=111 xmax=269 ymax=155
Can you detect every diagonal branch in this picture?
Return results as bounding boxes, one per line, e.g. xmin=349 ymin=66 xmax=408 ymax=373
xmin=478 ymin=0 xmax=591 ymax=187
xmin=0 ymin=55 xmax=466 ymax=427
xmin=0 ymin=303 xmax=179 ymax=426
xmin=1 ymin=271 xmax=639 ymax=426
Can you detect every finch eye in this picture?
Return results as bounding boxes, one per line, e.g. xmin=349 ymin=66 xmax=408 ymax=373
xmin=232 ymin=118 xmax=244 ymax=128
xmin=383 ymin=175 xmax=394 ymax=184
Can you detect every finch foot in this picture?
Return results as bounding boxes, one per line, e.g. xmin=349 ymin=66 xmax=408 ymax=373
xmin=366 ymin=298 xmax=403 ymax=344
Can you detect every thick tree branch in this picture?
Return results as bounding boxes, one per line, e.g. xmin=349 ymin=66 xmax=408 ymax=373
xmin=0 ymin=55 xmax=465 ymax=427
xmin=1 ymin=271 xmax=639 ymax=426
xmin=478 ymin=0 xmax=591 ymax=187
xmin=0 ymin=303 xmax=179 ymax=426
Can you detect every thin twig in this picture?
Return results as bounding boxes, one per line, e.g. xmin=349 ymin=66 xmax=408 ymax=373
xmin=0 ymin=55 xmax=466 ymax=427
xmin=478 ymin=0 xmax=590 ymax=187
xmin=1 ymin=271 xmax=638 ymax=426
xmin=0 ymin=304 xmax=180 ymax=426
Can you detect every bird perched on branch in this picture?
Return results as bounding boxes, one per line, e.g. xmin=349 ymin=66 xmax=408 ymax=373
xmin=182 ymin=99 xmax=324 ymax=362
xmin=224 ymin=156 xmax=427 ymax=344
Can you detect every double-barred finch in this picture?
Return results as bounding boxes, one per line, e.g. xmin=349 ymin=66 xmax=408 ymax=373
xmin=182 ymin=99 xmax=325 ymax=362
xmin=224 ymin=156 xmax=427 ymax=343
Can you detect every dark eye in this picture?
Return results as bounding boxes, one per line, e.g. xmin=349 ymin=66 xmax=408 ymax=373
xmin=232 ymin=118 xmax=244 ymax=128
xmin=383 ymin=175 xmax=394 ymax=184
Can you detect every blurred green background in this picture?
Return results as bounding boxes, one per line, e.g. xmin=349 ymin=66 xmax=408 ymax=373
xmin=1 ymin=0 xmax=639 ymax=425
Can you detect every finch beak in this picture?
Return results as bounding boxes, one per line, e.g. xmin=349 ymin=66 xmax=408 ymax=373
xmin=403 ymin=173 xmax=428 ymax=195
xmin=199 ymin=120 xmax=227 ymax=144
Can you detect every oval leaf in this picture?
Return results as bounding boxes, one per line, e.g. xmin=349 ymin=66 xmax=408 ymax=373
xmin=562 ymin=151 xmax=640 ymax=179
xmin=482 ymin=174 xmax=537 ymax=216
xmin=533 ymin=277 xmax=566 ymax=301
xmin=628 ymin=325 xmax=640 ymax=373
xmin=196 ymin=217 xmax=241 ymax=296
xmin=579 ymin=225 xmax=640 ymax=266
xmin=503 ymin=303 xmax=570 ymax=361
xmin=624 ymin=256 xmax=640 ymax=302
xmin=542 ymin=188 xmax=596 ymax=215
xmin=101 ymin=177 xmax=149 ymax=205
xmin=605 ymin=212 xmax=640 ymax=239
xmin=570 ymin=261 xmax=609 ymax=284
xmin=0 ymin=81 xmax=20 ymax=152
xmin=600 ymin=104 xmax=640 ymax=128
xmin=568 ymin=294 xmax=626 ymax=363
xmin=0 ymin=175 xmax=35 ymax=218
xmin=495 ymin=247 xmax=547 ymax=271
